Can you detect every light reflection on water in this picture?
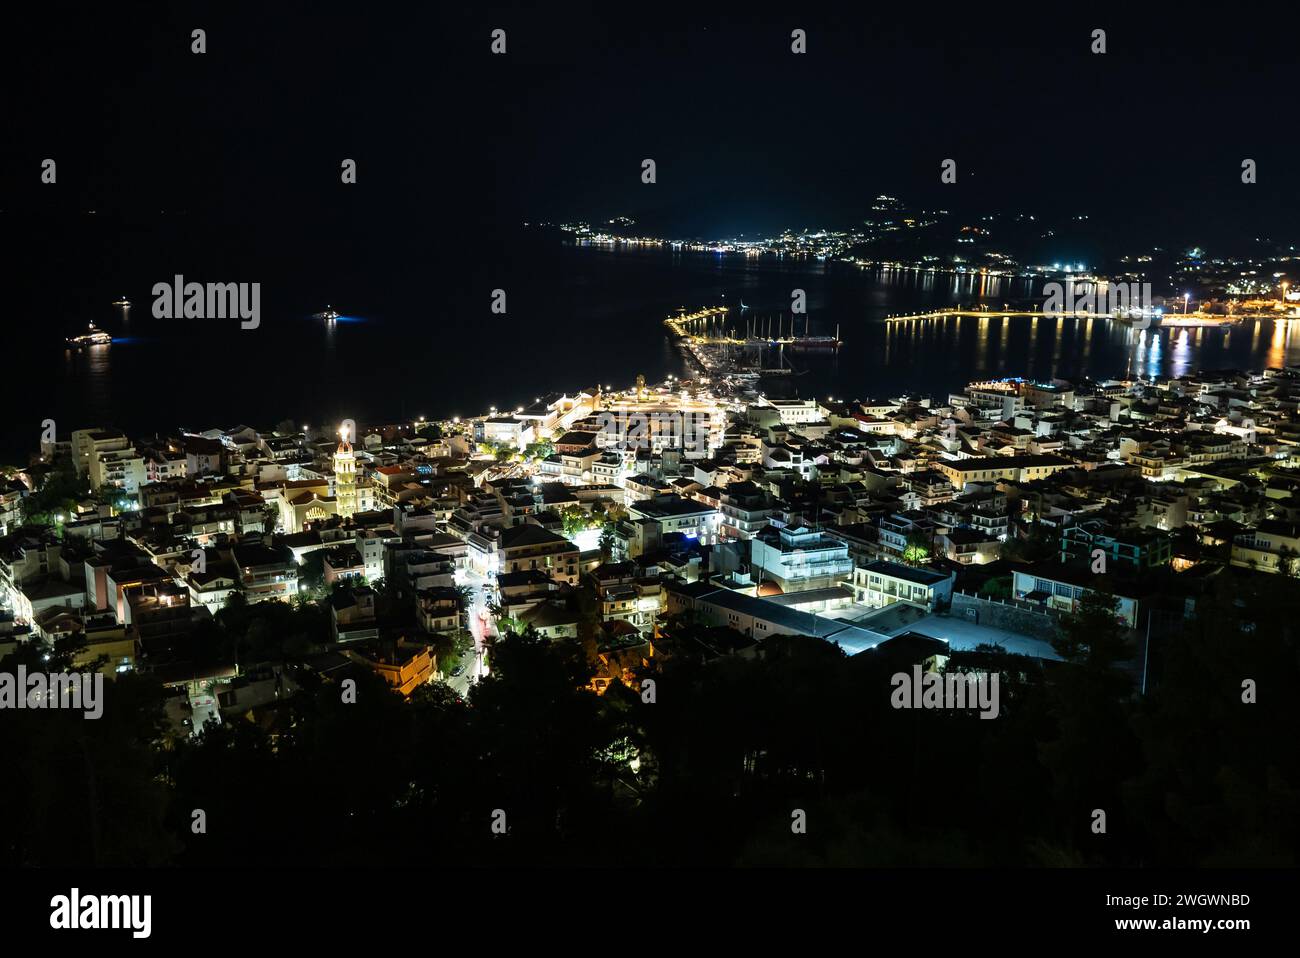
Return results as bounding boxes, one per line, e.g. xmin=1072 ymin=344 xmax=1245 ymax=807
xmin=63 ymin=343 xmax=113 ymax=420
xmin=835 ymin=314 xmax=1300 ymax=397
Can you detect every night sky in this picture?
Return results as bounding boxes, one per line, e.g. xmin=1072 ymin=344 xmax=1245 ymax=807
xmin=4 ymin=4 xmax=1299 ymax=258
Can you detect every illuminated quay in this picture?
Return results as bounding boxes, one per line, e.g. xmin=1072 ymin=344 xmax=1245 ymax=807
xmin=664 ymin=306 xmax=841 ymax=379
xmin=882 ymin=307 xmax=1244 ymax=329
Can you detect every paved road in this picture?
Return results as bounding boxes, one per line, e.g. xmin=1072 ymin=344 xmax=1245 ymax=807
xmin=447 ymin=568 xmax=498 ymax=695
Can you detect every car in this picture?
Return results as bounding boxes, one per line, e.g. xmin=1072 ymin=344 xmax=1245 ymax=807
xmin=450 ymin=665 xmax=466 ymax=677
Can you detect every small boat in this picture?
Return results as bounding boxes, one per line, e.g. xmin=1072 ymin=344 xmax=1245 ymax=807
xmin=67 ymin=323 xmax=112 ymax=348
xmin=312 ymin=306 xmax=340 ymax=321
xmin=112 ymin=296 xmax=131 ymax=307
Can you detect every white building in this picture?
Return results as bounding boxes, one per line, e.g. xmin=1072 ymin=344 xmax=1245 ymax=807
xmin=72 ymin=428 xmax=131 ymax=476
xmin=764 ymin=398 xmax=825 ymax=425
xmin=852 ymin=560 xmax=955 ymax=612
xmin=89 ymin=447 xmax=147 ymax=496
xmin=481 ymin=417 xmax=536 ymax=449
xmin=626 ymin=495 xmax=721 ymax=545
xmin=750 ymin=525 xmax=853 ymax=593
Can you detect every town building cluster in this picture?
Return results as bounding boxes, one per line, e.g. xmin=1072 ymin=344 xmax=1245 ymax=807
xmin=5 ymin=364 xmax=1300 ymax=729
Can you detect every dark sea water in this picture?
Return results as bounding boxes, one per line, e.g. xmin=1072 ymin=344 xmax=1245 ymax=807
xmin=7 ymin=226 xmax=1300 ymax=463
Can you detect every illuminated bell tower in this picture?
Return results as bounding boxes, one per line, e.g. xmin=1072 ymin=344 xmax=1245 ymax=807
xmin=334 ymin=422 xmax=357 ymax=520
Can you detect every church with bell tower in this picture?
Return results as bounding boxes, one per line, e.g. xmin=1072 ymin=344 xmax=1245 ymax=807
xmin=334 ymin=421 xmax=357 ymax=520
